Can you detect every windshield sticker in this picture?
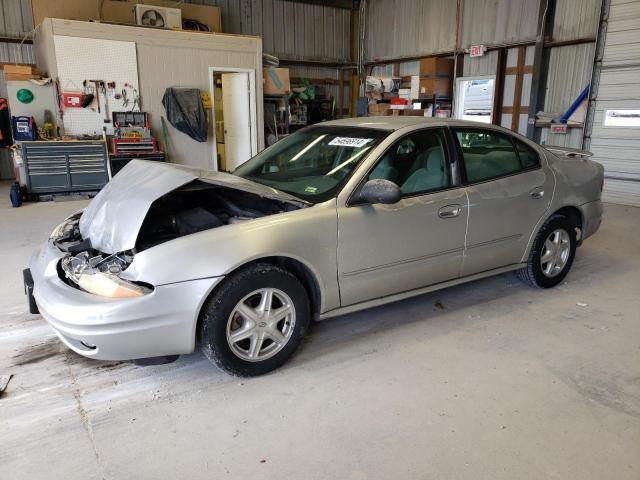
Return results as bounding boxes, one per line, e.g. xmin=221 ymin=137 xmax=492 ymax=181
xmin=328 ymin=137 xmax=372 ymax=148
xmin=304 ymin=186 xmax=318 ymax=193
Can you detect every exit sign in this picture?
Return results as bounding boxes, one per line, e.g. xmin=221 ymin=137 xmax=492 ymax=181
xmin=469 ymin=45 xmax=485 ymax=57
xmin=550 ymin=124 xmax=568 ymax=134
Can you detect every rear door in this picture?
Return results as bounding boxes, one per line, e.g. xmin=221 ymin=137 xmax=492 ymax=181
xmin=452 ymin=128 xmax=554 ymax=276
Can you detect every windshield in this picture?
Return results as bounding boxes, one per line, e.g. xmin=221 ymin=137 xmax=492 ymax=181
xmin=233 ymin=126 xmax=389 ymax=203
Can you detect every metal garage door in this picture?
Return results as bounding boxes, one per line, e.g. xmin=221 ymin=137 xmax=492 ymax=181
xmin=588 ymin=0 xmax=640 ymax=206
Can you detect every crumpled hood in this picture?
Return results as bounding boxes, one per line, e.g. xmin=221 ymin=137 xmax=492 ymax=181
xmin=80 ymin=159 xmax=307 ymax=254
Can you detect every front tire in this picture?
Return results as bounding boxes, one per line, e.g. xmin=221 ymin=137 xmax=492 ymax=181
xmin=199 ymin=263 xmax=310 ymax=376
xmin=517 ymin=214 xmax=577 ymax=288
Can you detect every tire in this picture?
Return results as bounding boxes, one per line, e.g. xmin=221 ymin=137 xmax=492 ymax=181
xmin=199 ymin=263 xmax=310 ymax=376
xmin=517 ymin=214 xmax=577 ymax=289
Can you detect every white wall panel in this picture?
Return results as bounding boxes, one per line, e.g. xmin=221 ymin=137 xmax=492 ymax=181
xmin=39 ymin=18 xmax=264 ymax=171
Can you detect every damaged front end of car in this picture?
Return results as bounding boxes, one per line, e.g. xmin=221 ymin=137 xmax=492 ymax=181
xmin=49 ymin=160 xmax=309 ymax=299
xmin=52 ymin=213 xmax=151 ymax=299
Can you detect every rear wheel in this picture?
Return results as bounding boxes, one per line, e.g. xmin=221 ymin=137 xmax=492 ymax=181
xmin=199 ymin=263 xmax=310 ymax=376
xmin=517 ymin=214 xmax=577 ymax=288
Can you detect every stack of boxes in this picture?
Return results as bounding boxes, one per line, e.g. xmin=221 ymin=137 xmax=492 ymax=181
xmin=367 ymin=57 xmax=454 ymax=118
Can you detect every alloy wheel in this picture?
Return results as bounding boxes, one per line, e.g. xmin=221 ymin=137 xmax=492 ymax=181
xmin=540 ymin=229 xmax=571 ymax=278
xmin=226 ymin=288 xmax=296 ymax=362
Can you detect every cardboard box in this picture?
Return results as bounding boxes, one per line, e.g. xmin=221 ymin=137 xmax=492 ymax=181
xmin=401 ymin=109 xmax=426 ymax=116
xmin=31 ymin=0 xmax=222 ymax=33
xmin=419 ymin=57 xmax=454 ymax=78
xmin=418 ymin=57 xmax=453 ymax=98
xmin=419 ymin=78 xmax=452 ymax=98
xmin=4 ymin=65 xmax=42 ymax=81
xmin=4 ymin=65 xmax=37 ymax=75
xmin=368 ymin=103 xmax=390 ymax=116
xmin=263 ymin=67 xmax=290 ymax=95
xmin=5 ymin=73 xmax=38 ymax=81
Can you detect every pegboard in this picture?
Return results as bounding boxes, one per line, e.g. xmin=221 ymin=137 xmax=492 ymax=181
xmin=53 ymin=35 xmax=140 ymax=136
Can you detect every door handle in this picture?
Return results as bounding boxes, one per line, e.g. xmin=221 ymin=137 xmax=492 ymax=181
xmin=438 ymin=204 xmax=462 ymax=219
xmin=530 ymin=188 xmax=545 ymax=199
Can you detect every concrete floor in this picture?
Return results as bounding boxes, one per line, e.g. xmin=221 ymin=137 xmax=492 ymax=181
xmin=1 ymin=182 xmax=639 ymax=480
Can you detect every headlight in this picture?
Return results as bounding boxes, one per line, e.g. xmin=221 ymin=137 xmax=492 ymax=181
xmin=50 ymin=212 xmax=83 ymax=240
xmin=61 ymin=255 xmax=151 ymax=298
xmin=77 ymin=271 xmax=150 ymax=298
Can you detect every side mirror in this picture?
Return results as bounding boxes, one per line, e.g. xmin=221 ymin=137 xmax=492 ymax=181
xmin=355 ymin=179 xmax=402 ymax=205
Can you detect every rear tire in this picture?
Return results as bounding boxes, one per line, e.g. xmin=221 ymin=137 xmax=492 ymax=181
xmin=199 ymin=263 xmax=310 ymax=376
xmin=517 ymin=214 xmax=577 ymax=288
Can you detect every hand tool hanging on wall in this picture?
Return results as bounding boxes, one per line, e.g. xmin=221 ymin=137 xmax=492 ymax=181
xmin=89 ymin=80 xmax=102 ymax=113
xmin=121 ymin=89 xmax=129 ymax=108
xmin=101 ymin=81 xmax=110 ymax=123
xmin=54 ymin=78 xmax=64 ymax=121
xmin=81 ymin=80 xmax=94 ymax=109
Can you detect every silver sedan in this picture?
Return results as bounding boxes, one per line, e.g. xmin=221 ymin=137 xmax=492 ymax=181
xmin=26 ymin=118 xmax=604 ymax=376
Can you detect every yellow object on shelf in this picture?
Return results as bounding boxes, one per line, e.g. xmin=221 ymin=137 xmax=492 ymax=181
xmin=200 ymin=91 xmax=212 ymax=109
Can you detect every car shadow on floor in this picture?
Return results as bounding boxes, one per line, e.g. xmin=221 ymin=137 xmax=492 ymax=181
xmin=11 ymin=245 xmax=628 ymax=391
xmin=287 ymin=272 xmax=530 ymax=370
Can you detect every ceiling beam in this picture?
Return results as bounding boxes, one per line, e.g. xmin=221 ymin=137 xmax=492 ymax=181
xmin=283 ymin=0 xmax=358 ymax=10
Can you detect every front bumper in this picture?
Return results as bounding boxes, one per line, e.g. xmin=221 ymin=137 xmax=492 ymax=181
xmin=29 ymin=240 xmax=222 ymax=361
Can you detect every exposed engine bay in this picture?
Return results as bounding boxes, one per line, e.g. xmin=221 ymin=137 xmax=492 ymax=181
xmin=136 ymin=180 xmax=301 ymax=250
xmin=52 ymin=181 xmax=303 ymax=297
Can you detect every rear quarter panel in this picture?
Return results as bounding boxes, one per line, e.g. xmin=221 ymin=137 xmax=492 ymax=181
xmin=548 ymin=151 xmax=604 ymax=207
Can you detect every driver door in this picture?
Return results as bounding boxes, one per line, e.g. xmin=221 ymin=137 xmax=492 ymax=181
xmin=336 ymin=128 xmax=468 ymax=307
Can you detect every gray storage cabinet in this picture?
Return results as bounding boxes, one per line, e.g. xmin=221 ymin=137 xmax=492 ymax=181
xmin=23 ymin=141 xmax=109 ymax=194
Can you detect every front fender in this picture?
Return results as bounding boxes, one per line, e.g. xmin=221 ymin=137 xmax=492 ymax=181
xmin=120 ymin=202 xmax=339 ymax=313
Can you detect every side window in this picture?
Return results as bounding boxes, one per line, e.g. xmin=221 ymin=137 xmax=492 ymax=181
xmin=515 ymin=139 xmax=540 ymax=169
xmin=368 ymin=129 xmax=450 ymax=195
xmin=455 ymin=130 xmax=521 ymax=183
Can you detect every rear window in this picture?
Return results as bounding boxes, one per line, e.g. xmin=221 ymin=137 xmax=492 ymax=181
xmin=515 ymin=139 xmax=540 ymax=169
xmin=455 ymin=130 xmax=521 ymax=183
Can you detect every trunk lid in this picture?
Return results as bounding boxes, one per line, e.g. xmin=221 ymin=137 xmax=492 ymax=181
xmin=79 ymin=159 xmax=307 ymax=254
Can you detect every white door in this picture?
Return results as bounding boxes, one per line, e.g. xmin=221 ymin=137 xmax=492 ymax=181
xmin=455 ymin=78 xmax=494 ymax=124
xmin=222 ymin=72 xmax=252 ymax=170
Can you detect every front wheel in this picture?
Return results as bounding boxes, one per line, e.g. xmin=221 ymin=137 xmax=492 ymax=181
xmin=199 ymin=263 xmax=310 ymax=376
xmin=517 ymin=214 xmax=577 ymax=288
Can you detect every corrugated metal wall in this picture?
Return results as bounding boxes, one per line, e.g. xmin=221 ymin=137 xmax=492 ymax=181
xmin=463 ymin=50 xmax=498 ymax=77
xmin=0 ymin=0 xmax=34 ymax=37
xmin=187 ymin=0 xmax=352 ymax=62
xmin=552 ymin=0 xmax=601 ymax=42
xmin=460 ymin=0 xmax=538 ymax=48
xmin=0 ymin=0 xmax=35 ymax=179
xmin=540 ymin=43 xmax=595 ymax=147
xmin=364 ymin=0 xmax=456 ymax=62
xmin=186 ymin=1 xmax=352 ymax=117
xmin=365 ymin=0 xmax=601 ymax=63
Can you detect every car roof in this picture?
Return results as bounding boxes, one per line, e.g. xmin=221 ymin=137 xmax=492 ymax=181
xmin=316 ymin=116 xmax=511 ymax=132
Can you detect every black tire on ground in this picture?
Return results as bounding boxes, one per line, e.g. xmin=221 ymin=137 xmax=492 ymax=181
xmin=199 ymin=263 xmax=310 ymax=376
xmin=517 ymin=214 xmax=577 ymax=289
